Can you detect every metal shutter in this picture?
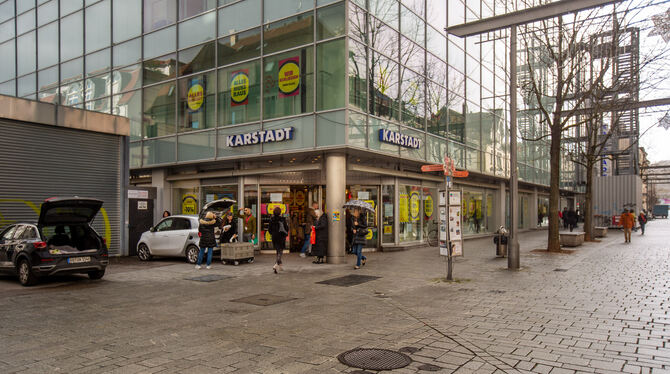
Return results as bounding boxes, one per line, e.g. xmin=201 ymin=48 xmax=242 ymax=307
xmin=0 ymin=120 xmax=122 ymax=255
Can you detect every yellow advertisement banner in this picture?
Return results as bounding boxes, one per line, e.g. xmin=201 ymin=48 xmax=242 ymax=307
xmin=182 ymin=194 xmax=198 ymax=215
xmin=399 ymin=192 xmax=409 ymax=223
xmin=410 ymin=191 xmax=420 ymax=222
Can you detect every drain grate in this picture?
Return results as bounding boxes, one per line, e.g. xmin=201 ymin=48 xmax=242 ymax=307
xmin=418 ymin=363 xmax=442 ymax=371
xmin=231 ymin=294 xmax=296 ymax=306
xmin=317 ymin=274 xmax=381 ymax=287
xmin=338 ymin=348 xmax=411 ymax=370
xmin=554 ymin=268 xmax=568 ymax=272
xmin=185 ymin=274 xmax=229 ymax=282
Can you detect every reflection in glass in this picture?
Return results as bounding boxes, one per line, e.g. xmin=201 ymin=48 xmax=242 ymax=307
xmin=113 ymin=0 xmax=141 ymax=43
xmin=143 ymin=53 xmax=176 ymax=85
xmin=60 ymin=11 xmax=83 ymax=61
xmin=178 ymin=72 xmax=216 ymax=132
xmin=143 ymin=81 xmax=176 ymax=137
xmin=37 ymin=1 xmax=58 ymax=26
xmin=38 ymin=66 xmax=58 ymax=92
xmin=427 ymin=80 xmax=446 ymax=137
xmin=218 ymin=60 xmax=261 ymax=125
xmin=349 ymin=2 xmax=366 ymax=42
xmin=349 ymin=40 xmax=367 ymax=111
xmin=38 ymin=23 xmax=58 ymax=69
xmin=178 ymin=131 xmax=215 ymax=161
xmin=263 ymin=48 xmax=314 ymax=120
xmin=179 ymin=0 xmax=216 ymax=20
xmin=400 ymin=5 xmax=424 ymax=46
xmin=400 ymin=67 xmax=425 ymax=130
xmin=17 ymin=10 xmax=35 ymax=35
xmin=143 ymin=26 xmax=176 ymax=59
xmin=317 ymin=39 xmax=345 ymax=111
xmin=263 ymin=13 xmax=314 ymax=55
xmin=369 ymin=16 xmax=397 ymax=60
xmin=369 ymin=0 xmax=398 ymax=29
xmin=143 ymin=136 xmax=176 ymax=165
xmin=144 ymin=0 xmax=176 ymax=32
xmin=112 ymin=89 xmax=142 ymax=140
xmin=18 ymin=73 xmax=36 ymax=97
xmin=217 ymin=28 xmax=261 ymax=67
xmin=112 ymin=64 xmax=142 ymax=94
xmin=399 ymin=185 xmax=420 ymax=242
xmin=0 ymin=40 xmax=14 ymax=81
xmin=0 ymin=20 xmax=15 ymax=43
xmin=17 ymin=31 xmax=36 ymax=76
xmin=60 ymin=80 xmax=84 ymax=106
xmin=317 ymin=2 xmax=345 ymax=40
xmin=86 ymin=48 xmax=111 ymax=76
xmin=448 ymin=93 xmax=465 ymax=143
xmin=369 ymin=51 xmax=398 ymax=120
xmin=178 ymin=11 xmax=215 ymax=48
xmin=264 ymin=0 xmax=312 ymax=23
xmin=85 ymin=73 xmax=111 ymax=102
xmin=218 ymin=0 xmax=261 ymax=37
xmin=400 ymin=37 xmax=424 ymax=75
xmin=178 ymin=42 xmax=215 ymax=76
xmin=426 ymin=26 xmax=446 ymax=61
xmin=426 ymin=0 xmax=446 ymax=31
xmin=85 ymin=0 xmax=110 ymax=53
xmin=113 ymin=38 xmax=142 ymax=68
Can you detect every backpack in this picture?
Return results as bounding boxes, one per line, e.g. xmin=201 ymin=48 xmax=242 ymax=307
xmin=278 ymin=218 xmax=288 ymax=236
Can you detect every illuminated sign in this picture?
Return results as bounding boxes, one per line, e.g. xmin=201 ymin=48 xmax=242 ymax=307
xmin=226 ymin=127 xmax=295 ymax=147
xmin=378 ymin=129 xmax=421 ymax=149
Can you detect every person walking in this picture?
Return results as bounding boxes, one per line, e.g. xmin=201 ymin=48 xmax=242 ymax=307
xmin=561 ymin=207 xmax=569 ymax=229
xmin=240 ymin=207 xmax=256 ymax=243
xmin=621 ymin=209 xmax=635 ymax=243
xmin=345 ymin=209 xmax=353 ymax=254
xmin=196 ymin=211 xmax=221 ymax=269
xmin=567 ymin=208 xmax=577 ymax=232
xmin=268 ymin=207 xmax=288 ymax=274
xmin=220 ymin=212 xmax=238 ymax=244
xmin=638 ymin=210 xmax=647 ymax=235
xmin=312 ymin=209 xmax=328 ymax=264
xmin=300 ymin=202 xmax=318 ymax=257
xmin=351 ymin=208 xmax=368 ymax=270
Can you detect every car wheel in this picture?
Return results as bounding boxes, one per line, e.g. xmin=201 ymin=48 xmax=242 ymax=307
xmin=186 ymin=245 xmax=199 ymax=264
xmin=88 ymin=269 xmax=105 ymax=280
xmin=137 ymin=244 xmax=152 ymax=261
xmin=17 ymin=259 xmax=37 ymax=287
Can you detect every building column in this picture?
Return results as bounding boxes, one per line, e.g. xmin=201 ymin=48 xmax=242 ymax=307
xmin=152 ymin=168 xmax=168 ymax=220
xmin=530 ymin=188 xmax=538 ymax=229
xmin=497 ymin=181 xmax=506 ymax=230
xmin=326 ymin=153 xmax=346 ymax=264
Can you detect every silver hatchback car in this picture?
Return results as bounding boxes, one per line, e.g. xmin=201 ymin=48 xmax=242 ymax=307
xmin=136 ymin=199 xmax=235 ymax=264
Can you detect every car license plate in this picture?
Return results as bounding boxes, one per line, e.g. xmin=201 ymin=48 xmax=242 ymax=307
xmin=68 ymin=256 xmax=91 ymax=264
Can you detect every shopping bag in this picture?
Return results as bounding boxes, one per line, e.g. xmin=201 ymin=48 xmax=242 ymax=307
xmin=310 ymin=226 xmax=316 ymax=245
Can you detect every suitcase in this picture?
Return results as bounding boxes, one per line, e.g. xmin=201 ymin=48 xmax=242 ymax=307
xmin=220 ymin=242 xmax=255 ymax=265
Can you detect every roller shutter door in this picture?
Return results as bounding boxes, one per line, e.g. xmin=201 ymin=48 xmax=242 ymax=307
xmin=0 ymin=119 xmax=122 ymax=255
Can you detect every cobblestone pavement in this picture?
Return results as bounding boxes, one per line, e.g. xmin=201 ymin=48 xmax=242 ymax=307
xmin=0 ymin=220 xmax=669 ymax=374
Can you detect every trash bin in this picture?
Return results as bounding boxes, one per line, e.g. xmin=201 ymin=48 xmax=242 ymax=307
xmin=493 ymin=226 xmax=508 ymax=257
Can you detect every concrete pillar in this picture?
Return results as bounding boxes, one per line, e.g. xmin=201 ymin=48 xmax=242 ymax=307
xmin=152 ymin=168 xmax=168 ymax=220
xmin=326 ymin=153 xmax=346 ymax=264
xmin=497 ymin=181 xmax=506 ymax=230
xmin=530 ymin=188 xmax=538 ymax=229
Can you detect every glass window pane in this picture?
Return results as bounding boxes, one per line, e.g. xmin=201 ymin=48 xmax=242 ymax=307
xmin=263 ymin=13 xmax=314 ymax=55
xmin=129 ymin=141 xmax=141 ymax=167
xmin=178 ymin=130 xmax=215 ymax=161
xmin=38 ymin=65 xmax=58 ymax=91
xmin=112 ymin=89 xmax=142 ymax=140
xmin=349 ymin=2 xmax=366 ymax=43
xmin=178 ymin=0 xmax=215 ymax=20
xmin=85 ymin=0 xmax=110 ymax=53
xmin=348 ymin=40 xmax=367 ymax=111
xmin=144 ymin=136 xmax=176 ymax=164
xmin=0 ymin=40 xmax=15 ymax=82
xmin=399 ymin=185 xmax=420 ymax=242
xmin=178 ymin=11 xmax=215 ymax=48
xmin=217 ymin=59 xmax=261 ymax=125
xmin=144 ymin=0 xmax=176 ymax=32
xmin=317 ymin=2 xmax=344 ymax=40
xmin=143 ymin=53 xmax=176 ymax=85
xmin=86 ymin=48 xmax=110 ymax=75
xmin=370 ymin=0 xmax=398 ymax=29
xmin=60 ymin=0 xmax=82 ymax=16
xmin=178 ymin=41 xmax=215 ymax=76
xmin=402 ymin=0 xmax=424 ymax=16
xmin=60 ymin=80 xmax=84 ymax=106
xmin=427 ymin=26 xmax=445 ymax=61
xmin=401 ymin=5 xmax=424 ymax=46
xmin=427 ymin=80 xmax=446 ymax=137
xmin=85 ymin=73 xmax=111 ymax=101
xmin=217 ymin=0 xmax=261 ymax=37
xmin=348 ymin=111 xmax=366 ymax=147
xmin=262 ymin=115 xmax=314 ymax=152
xmin=263 ymin=47 xmax=314 ymax=120
xmin=177 ymin=71 xmax=216 ymax=132
xmin=217 ymin=27 xmax=261 ymax=67
xmin=144 ymin=26 xmax=176 ymax=59
xmin=401 ymin=37 xmax=424 ymax=74
xmin=61 ymin=57 xmax=83 ymax=81
xmin=18 ymin=73 xmax=36 ymax=96
xmin=0 ymin=80 xmax=14 ymax=96
xmin=369 ymin=51 xmax=399 ymax=120
xmin=60 ymin=11 xmax=83 ymax=61
xmin=112 ymin=64 xmax=141 ymax=93
xmin=369 ymin=17 xmax=398 ymax=59
xmin=0 ymin=1 xmax=15 ymax=23
xmin=17 ymin=9 xmax=35 ymax=35
xmin=264 ymin=0 xmax=312 ymax=23
xmin=17 ymin=1 xmax=35 ymax=14
xmin=113 ymin=0 xmax=141 ymax=43
xmin=37 ymin=0 xmax=57 ymax=26
xmin=85 ymin=96 xmax=111 ymax=113
xmin=400 ymin=67 xmax=425 ymax=130
xmin=17 ymin=31 xmax=36 ymax=76
xmin=143 ymin=81 xmax=176 ymax=137
xmin=317 ymin=39 xmax=345 ymax=111
xmin=37 ymin=23 xmax=58 ymax=69
xmin=316 ymin=110 xmax=346 ymax=146
xmin=427 ymin=0 xmax=446 ymax=31
xmin=0 ymin=20 xmax=15 ymax=43
xmin=113 ymin=37 xmax=141 ymax=68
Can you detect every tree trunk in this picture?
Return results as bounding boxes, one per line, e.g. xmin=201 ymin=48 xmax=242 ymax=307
xmin=548 ymin=127 xmax=562 ymax=252
xmin=584 ymin=160 xmax=594 ymax=241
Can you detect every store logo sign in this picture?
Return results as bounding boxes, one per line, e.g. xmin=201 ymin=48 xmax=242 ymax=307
xmin=227 ymin=127 xmax=295 ymax=147
xmin=378 ymin=129 xmax=421 ymax=149
xmin=230 ymin=70 xmax=249 ymax=106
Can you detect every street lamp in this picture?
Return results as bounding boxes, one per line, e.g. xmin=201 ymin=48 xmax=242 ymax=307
xmin=445 ymin=0 xmax=620 ymax=270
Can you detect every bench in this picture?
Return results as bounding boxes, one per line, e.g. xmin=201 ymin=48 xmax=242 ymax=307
xmin=593 ymin=226 xmax=608 ymax=238
xmin=560 ymin=232 xmax=585 ymax=247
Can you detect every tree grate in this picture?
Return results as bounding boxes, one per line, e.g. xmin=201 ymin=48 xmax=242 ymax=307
xmin=184 ymin=274 xmax=229 ymax=282
xmin=317 ymin=274 xmax=381 ymax=287
xmin=231 ymin=294 xmax=296 ymax=306
xmin=337 ymin=348 xmax=411 ymax=370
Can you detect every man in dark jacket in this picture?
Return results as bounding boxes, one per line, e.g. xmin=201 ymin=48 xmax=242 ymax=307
xmin=196 ymin=211 xmax=221 ymax=269
xmin=312 ymin=209 xmax=328 ymax=263
xmin=351 ymin=209 xmax=368 ymax=269
xmin=300 ymin=202 xmax=318 ymax=257
xmin=566 ymin=208 xmax=577 ymax=232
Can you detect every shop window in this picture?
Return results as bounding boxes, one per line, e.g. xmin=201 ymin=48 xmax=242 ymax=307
xmin=381 ymin=185 xmax=395 ymax=243
xmin=348 ymin=40 xmax=367 ymax=111
xmin=218 ymin=59 xmax=261 ymax=126
xmin=178 ymin=72 xmax=216 ymax=132
xmin=244 ymin=184 xmax=259 ymax=243
xmin=218 ymin=0 xmax=261 ymax=38
xmin=217 ymin=28 xmax=261 ymax=67
xmin=317 ymin=2 xmax=345 ymax=40
xmin=173 ymin=187 xmax=199 ymax=215
xmin=144 ymin=0 xmax=176 ymax=33
xmin=263 ymin=47 xmax=314 ymax=120
xmin=263 ymin=13 xmax=314 ymax=55
xmin=317 ymin=39 xmax=345 ymax=111
xmin=348 ymin=186 xmax=379 ymax=248
xmin=259 ymin=187 xmax=291 ymax=250
xmin=202 ymin=185 xmax=238 ymax=214
xmin=462 ymin=190 xmax=483 ymax=235
xmin=422 ymin=187 xmax=437 ymax=243
xmin=178 ymin=42 xmax=215 ymax=76
xmin=399 ymin=185 xmax=420 ymax=242
xmin=143 ymin=53 xmax=176 ymax=85
xmin=143 ymin=81 xmax=176 ymax=137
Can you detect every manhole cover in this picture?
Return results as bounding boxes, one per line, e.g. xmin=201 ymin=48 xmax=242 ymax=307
xmin=398 ymin=346 xmax=420 ymax=354
xmin=185 ymin=274 xmax=229 ymax=282
xmin=317 ymin=274 xmax=381 ymax=287
xmin=418 ymin=363 xmax=442 ymax=371
xmin=337 ymin=348 xmax=411 ymax=370
xmin=554 ymin=268 xmax=568 ymax=272
xmin=231 ymin=294 xmax=296 ymax=306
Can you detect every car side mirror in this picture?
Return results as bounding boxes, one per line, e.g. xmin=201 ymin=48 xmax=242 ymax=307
xmin=150 ymin=226 xmax=156 ymax=232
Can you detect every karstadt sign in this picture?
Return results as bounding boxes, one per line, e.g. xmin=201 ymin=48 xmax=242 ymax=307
xmin=378 ymin=129 xmax=421 ymax=149
xmin=227 ymin=127 xmax=295 ymax=147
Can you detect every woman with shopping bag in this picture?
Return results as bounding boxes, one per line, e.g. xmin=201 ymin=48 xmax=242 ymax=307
xmin=311 ymin=210 xmax=328 ymax=264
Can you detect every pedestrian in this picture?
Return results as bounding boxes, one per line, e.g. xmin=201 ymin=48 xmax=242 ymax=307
xmin=196 ymin=211 xmax=221 ymax=269
xmin=312 ymin=209 xmax=328 ymax=264
xmin=220 ymin=212 xmax=238 ymax=243
xmin=621 ymin=209 xmax=635 ymax=243
xmin=240 ymin=207 xmax=256 ymax=243
xmin=345 ymin=208 xmax=353 ymax=254
xmin=162 ymin=210 xmax=171 ymax=218
xmin=268 ymin=207 xmax=288 ymax=274
xmin=567 ymin=208 xmax=577 ymax=232
xmin=351 ymin=208 xmax=368 ymax=270
xmin=562 ymin=207 xmax=568 ymax=229
xmin=300 ymin=202 xmax=318 ymax=257
xmin=638 ymin=210 xmax=647 ymax=235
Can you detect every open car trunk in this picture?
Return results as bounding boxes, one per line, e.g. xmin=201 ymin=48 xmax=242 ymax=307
xmin=42 ymin=224 xmax=103 ymax=254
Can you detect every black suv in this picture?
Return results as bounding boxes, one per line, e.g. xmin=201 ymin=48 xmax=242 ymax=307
xmin=0 ymin=197 xmax=109 ymax=286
